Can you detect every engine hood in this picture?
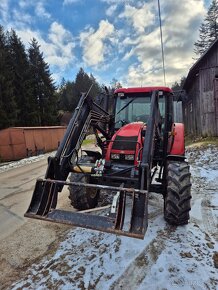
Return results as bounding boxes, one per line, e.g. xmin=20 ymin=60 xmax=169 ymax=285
xmin=115 ymin=122 xmax=145 ymax=137
xmin=105 ymin=122 xmax=145 ymax=161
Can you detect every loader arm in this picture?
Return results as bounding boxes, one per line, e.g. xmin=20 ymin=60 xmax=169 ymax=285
xmin=140 ymin=90 xmax=162 ymax=190
xmin=46 ymin=92 xmax=110 ymax=182
xmin=25 ymin=93 xmax=110 ymax=216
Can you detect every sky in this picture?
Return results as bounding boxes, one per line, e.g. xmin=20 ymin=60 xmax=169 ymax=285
xmin=0 ymin=0 xmax=211 ymax=87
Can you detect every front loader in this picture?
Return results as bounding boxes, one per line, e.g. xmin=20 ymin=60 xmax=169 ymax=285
xmin=25 ymin=87 xmax=191 ymax=239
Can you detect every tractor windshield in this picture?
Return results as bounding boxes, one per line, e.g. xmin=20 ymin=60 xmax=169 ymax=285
xmin=115 ymin=92 xmax=165 ymax=129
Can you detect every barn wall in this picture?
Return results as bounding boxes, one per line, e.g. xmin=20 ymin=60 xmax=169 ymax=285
xmin=199 ymin=68 xmax=217 ymax=136
xmin=173 ymin=101 xmax=183 ymax=123
xmin=184 ymin=41 xmax=218 ymax=136
xmin=183 ymin=77 xmax=200 ymax=135
xmin=214 ymin=78 xmax=218 ymax=135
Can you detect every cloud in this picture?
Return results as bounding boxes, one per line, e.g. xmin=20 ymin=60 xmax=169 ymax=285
xmin=18 ymin=0 xmax=32 ymax=9
xmin=12 ymin=9 xmax=32 ymax=26
xmin=16 ymin=22 xmax=75 ymax=72
xmin=46 ymin=22 xmax=75 ymax=68
xmin=63 ymin=0 xmax=80 ymax=5
xmin=0 ymin=0 xmax=9 ymax=22
xmin=2 ymin=0 xmax=208 ymax=87
xmin=122 ymin=48 xmax=134 ymax=61
xmin=119 ymin=3 xmax=155 ymax=34
xmin=35 ymin=2 xmax=51 ymax=19
xmin=106 ymin=4 xmax=118 ymax=17
xmin=48 ymin=22 xmax=73 ymax=45
xmin=101 ymin=0 xmax=137 ymax=4
xmin=80 ymin=20 xmax=115 ymax=67
xmin=120 ymin=0 xmax=206 ymax=87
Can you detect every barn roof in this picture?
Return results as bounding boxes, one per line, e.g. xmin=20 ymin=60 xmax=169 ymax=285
xmin=183 ymin=38 xmax=218 ymax=90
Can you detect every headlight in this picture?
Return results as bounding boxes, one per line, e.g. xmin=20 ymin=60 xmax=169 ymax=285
xmin=111 ymin=153 xmax=120 ymax=160
xmin=125 ymin=154 xmax=134 ymax=161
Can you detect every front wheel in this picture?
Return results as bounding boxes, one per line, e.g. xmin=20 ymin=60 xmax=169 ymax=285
xmin=68 ymin=173 xmax=99 ymax=210
xmin=164 ymin=161 xmax=192 ymax=225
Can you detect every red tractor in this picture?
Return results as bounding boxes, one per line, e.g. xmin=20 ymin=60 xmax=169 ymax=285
xmin=25 ymin=87 xmax=191 ymax=239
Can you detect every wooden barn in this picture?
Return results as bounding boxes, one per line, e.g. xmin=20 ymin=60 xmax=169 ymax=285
xmin=183 ymin=39 xmax=218 ymax=137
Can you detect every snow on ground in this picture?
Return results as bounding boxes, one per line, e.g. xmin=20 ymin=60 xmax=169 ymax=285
xmin=0 ymin=152 xmax=56 ymax=173
xmin=10 ymin=145 xmax=218 ymax=290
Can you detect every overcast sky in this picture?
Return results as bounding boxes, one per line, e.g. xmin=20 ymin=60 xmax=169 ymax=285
xmin=0 ymin=0 xmax=211 ymax=87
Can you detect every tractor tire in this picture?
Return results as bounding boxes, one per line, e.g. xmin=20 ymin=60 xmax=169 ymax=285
xmin=68 ymin=173 xmax=99 ymax=210
xmin=164 ymin=161 xmax=191 ymax=225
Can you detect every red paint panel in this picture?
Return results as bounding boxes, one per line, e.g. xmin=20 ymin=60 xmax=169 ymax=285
xmin=33 ymin=130 xmax=44 ymax=152
xmin=0 ymin=128 xmax=26 ymax=160
xmin=116 ymin=122 xmax=144 ymax=137
xmin=115 ymin=86 xmax=172 ymax=94
xmin=170 ymin=123 xmax=185 ymax=156
xmin=42 ymin=129 xmax=53 ymax=151
xmin=51 ymin=129 xmax=59 ymax=149
xmin=0 ymin=145 xmax=13 ymax=161
xmin=0 ymin=126 xmax=66 ymax=161
xmin=24 ymin=130 xmax=35 ymax=154
xmin=0 ymin=129 xmax=11 ymax=145
xmin=10 ymin=129 xmax=25 ymax=145
xmin=12 ymin=144 xmax=27 ymax=160
xmin=105 ymin=122 xmax=144 ymax=162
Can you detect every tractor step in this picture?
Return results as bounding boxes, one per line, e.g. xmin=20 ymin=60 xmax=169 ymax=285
xmin=25 ymin=178 xmax=148 ymax=239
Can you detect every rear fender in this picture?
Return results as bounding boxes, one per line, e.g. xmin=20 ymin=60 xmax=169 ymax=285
xmin=169 ymin=123 xmax=185 ymax=156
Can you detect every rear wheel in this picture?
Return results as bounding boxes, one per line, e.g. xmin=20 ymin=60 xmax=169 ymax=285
xmin=68 ymin=173 xmax=99 ymax=210
xmin=164 ymin=161 xmax=191 ymax=225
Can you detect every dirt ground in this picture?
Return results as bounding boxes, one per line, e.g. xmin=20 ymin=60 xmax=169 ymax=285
xmin=0 ymin=159 xmax=72 ymax=290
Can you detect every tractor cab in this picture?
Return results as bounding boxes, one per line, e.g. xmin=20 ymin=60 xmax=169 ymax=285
xmin=114 ymin=87 xmax=173 ymax=130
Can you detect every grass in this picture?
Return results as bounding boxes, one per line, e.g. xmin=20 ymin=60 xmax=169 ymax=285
xmin=82 ymin=139 xmax=95 ymax=146
xmin=185 ymin=135 xmax=218 ymax=147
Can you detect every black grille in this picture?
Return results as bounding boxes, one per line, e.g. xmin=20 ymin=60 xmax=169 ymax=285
xmin=112 ymin=135 xmax=137 ymax=150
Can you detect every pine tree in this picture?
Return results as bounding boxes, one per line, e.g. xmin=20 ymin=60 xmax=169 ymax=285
xmin=89 ymin=73 xmax=101 ymax=100
xmin=7 ymin=29 xmax=34 ymax=126
xmin=58 ymin=80 xmax=77 ymax=111
xmin=28 ymin=38 xmax=57 ymax=125
xmin=74 ymin=68 xmax=91 ymax=96
xmin=0 ymin=26 xmax=17 ymax=129
xmin=171 ymin=76 xmax=186 ymax=91
xmin=194 ymin=0 xmax=218 ymax=55
xmin=57 ymin=68 xmax=102 ymax=114
xmin=74 ymin=68 xmax=101 ymax=100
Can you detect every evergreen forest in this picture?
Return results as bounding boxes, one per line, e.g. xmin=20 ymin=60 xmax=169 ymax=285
xmin=0 ymin=26 xmax=107 ymax=130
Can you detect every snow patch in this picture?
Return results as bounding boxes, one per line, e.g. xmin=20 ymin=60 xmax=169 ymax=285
xmin=0 ymin=151 xmax=56 ymax=173
xmin=10 ymin=144 xmax=218 ymax=289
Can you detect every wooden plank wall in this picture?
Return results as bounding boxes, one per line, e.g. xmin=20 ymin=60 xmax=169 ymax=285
xmin=173 ymin=101 xmax=183 ymax=123
xmin=183 ymin=77 xmax=200 ymax=135
xmin=199 ymin=68 xmax=217 ymax=136
xmin=214 ymin=79 xmax=218 ymax=135
xmin=184 ymin=42 xmax=218 ymax=136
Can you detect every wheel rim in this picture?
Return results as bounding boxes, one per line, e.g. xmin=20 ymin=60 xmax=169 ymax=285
xmin=89 ymin=188 xmax=98 ymax=198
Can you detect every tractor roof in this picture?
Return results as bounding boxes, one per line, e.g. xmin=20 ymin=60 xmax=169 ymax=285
xmin=115 ymin=86 xmax=172 ymax=94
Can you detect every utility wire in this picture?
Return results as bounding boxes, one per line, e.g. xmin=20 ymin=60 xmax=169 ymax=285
xmin=158 ymin=0 xmax=166 ymax=86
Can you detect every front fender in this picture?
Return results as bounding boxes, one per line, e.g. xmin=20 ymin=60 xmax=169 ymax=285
xmin=169 ymin=123 xmax=185 ymax=156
